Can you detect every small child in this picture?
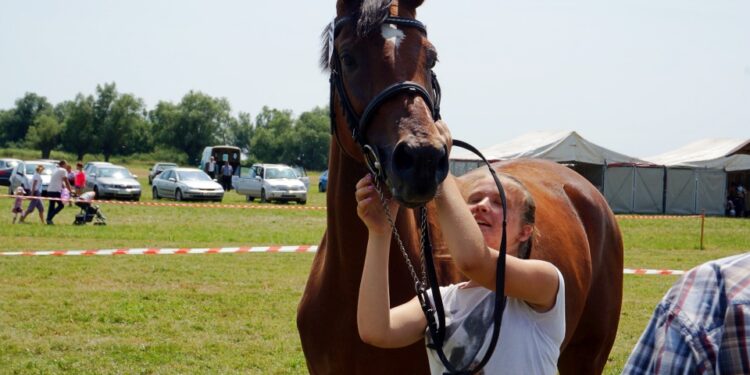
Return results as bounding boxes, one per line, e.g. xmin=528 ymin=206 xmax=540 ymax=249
xmin=12 ymin=186 xmax=25 ymax=223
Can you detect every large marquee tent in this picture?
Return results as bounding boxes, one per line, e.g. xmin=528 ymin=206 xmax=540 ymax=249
xmin=449 ymin=130 xmax=663 ymax=213
xmin=646 ymin=138 xmax=750 ymax=215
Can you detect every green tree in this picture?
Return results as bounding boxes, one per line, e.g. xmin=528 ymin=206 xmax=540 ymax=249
xmin=152 ymin=91 xmax=232 ymax=163
xmin=93 ymin=82 xmax=118 ymax=156
xmin=100 ymin=93 xmax=146 ymax=161
xmin=25 ymin=114 xmax=62 ymax=159
xmin=61 ymin=94 xmax=95 ymax=161
xmin=283 ymin=106 xmax=330 ymax=170
xmin=2 ymin=93 xmax=53 ymax=145
xmin=224 ymin=111 xmax=254 ymax=154
xmin=250 ymin=107 xmax=293 ymax=163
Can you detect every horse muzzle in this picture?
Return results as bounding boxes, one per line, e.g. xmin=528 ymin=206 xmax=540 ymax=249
xmin=385 ymin=141 xmax=449 ymax=208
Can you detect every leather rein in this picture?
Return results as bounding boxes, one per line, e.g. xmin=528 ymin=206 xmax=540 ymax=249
xmin=328 ymin=15 xmax=508 ymax=375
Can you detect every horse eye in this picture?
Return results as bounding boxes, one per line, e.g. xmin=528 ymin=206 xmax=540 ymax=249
xmin=427 ymin=56 xmax=437 ymax=69
xmin=340 ymin=54 xmax=357 ymax=69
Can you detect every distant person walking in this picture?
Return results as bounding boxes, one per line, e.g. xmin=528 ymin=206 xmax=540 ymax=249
xmin=11 ymin=186 xmax=25 ymax=224
xmin=46 ymin=160 xmax=73 ymax=225
xmin=221 ymin=161 xmax=233 ymax=191
xmin=206 ymin=156 xmax=217 ymax=180
xmin=19 ymin=164 xmax=45 ymax=224
xmin=74 ymin=162 xmax=86 ymax=196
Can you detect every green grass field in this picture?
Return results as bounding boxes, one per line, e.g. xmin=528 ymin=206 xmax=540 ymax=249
xmin=1 ymin=167 xmax=749 ymax=373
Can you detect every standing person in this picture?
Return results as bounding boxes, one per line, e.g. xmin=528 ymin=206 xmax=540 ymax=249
xmin=46 ymin=160 xmax=73 ymax=225
xmin=735 ymin=183 xmax=746 ymax=218
xmin=62 ymin=163 xmax=75 ymax=206
xmin=356 ymin=167 xmax=565 ymax=374
xmin=221 ymin=161 xmax=233 ymax=191
xmin=11 ymin=186 xmax=25 ymax=224
xmin=74 ymin=162 xmax=86 ymax=196
xmin=206 ymin=156 xmax=217 ymax=180
xmin=623 ymin=252 xmax=750 ymax=374
xmin=19 ymin=164 xmax=45 ymax=224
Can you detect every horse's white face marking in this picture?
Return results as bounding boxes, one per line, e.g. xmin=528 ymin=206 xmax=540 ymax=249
xmin=381 ymin=23 xmax=404 ymax=51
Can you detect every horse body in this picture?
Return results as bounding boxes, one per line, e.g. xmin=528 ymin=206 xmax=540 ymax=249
xmin=495 ymin=158 xmax=623 ymax=374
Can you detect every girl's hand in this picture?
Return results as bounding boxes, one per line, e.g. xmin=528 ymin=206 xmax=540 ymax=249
xmin=356 ymin=174 xmax=398 ymax=235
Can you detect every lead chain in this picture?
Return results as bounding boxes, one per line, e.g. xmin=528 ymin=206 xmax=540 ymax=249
xmin=372 ymin=177 xmax=427 ymax=290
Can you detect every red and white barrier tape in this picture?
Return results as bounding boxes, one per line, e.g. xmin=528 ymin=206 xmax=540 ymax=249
xmin=617 ymin=215 xmax=702 ymax=220
xmin=0 ymin=194 xmax=325 ymax=211
xmin=623 ymin=268 xmax=685 ymax=276
xmin=0 ymin=245 xmax=319 ymax=257
xmin=0 ymin=246 xmax=687 ymax=276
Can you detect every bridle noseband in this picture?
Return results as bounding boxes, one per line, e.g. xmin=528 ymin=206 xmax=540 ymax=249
xmin=328 ymin=15 xmax=442 ymax=181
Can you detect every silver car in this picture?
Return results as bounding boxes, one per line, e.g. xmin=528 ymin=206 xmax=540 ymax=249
xmin=152 ymin=168 xmax=224 ymax=202
xmin=86 ymin=165 xmax=141 ymax=200
xmin=235 ymin=163 xmax=307 ymax=204
xmin=8 ymin=161 xmax=55 ymax=195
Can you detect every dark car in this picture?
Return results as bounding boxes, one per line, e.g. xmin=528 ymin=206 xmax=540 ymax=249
xmin=0 ymin=158 xmax=21 ymax=186
xmin=148 ymin=162 xmax=178 ymax=184
xmin=319 ymin=170 xmax=328 ymax=193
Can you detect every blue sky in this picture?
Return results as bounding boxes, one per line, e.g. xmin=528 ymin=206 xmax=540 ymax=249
xmin=1 ymin=0 xmax=748 ymax=157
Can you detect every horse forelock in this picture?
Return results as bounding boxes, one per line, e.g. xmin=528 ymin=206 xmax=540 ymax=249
xmin=319 ymin=0 xmax=399 ymax=71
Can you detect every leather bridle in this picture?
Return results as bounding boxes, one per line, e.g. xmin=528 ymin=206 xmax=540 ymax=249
xmin=328 ymin=14 xmax=508 ymax=375
xmin=328 ymin=15 xmax=442 ymax=181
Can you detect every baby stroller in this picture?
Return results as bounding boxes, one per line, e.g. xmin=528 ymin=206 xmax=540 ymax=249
xmin=73 ymin=192 xmax=107 ymax=225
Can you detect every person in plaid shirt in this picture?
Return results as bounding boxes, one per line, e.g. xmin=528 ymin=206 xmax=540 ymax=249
xmin=623 ymin=252 xmax=750 ymax=374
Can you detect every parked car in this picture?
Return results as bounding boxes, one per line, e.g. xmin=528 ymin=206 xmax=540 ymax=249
xmin=8 ymin=161 xmax=55 ymax=195
xmin=234 ymin=163 xmax=307 ymax=204
xmin=152 ymin=168 xmax=224 ymax=202
xmin=83 ymin=161 xmax=112 ymax=174
xmin=319 ymin=170 xmax=328 ymax=193
xmin=0 ymin=158 xmax=21 ymax=186
xmin=85 ymin=165 xmax=141 ymax=200
xmin=148 ymin=162 xmax=178 ymax=185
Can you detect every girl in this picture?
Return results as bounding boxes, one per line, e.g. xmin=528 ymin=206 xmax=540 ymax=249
xmin=12 ymin=186 xmax=25 ymax=223
xmin=356 ymin=168 xmax=565 ymax=374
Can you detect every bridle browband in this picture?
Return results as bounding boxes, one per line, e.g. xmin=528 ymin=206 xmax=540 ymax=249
xmin=328 ymin=15 xmax=442 ymax=180
xmin=328 ymin=14 xmax=508 ymax=375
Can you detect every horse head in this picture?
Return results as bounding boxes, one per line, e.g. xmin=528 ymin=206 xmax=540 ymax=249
xmin=324 ymin=0 xmax=448 ymax=208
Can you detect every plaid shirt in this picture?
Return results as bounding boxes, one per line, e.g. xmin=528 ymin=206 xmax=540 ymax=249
xmin=623 ymin=253 xmax=750 ymax=375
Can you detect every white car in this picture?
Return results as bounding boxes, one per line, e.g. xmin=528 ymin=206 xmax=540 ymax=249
xmin=152 ymin=168 xmax=224 ymax=202
xmin=8 ymin=161 xmax=55 ymax=195
xmin=85 ymin=165 xmax=141 ymax=201
xmin=235 ymin=163 xmax=307 ymax=204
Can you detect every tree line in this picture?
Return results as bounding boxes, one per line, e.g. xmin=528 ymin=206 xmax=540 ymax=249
xmin=0 ymin=83 xmax=331 ymax=170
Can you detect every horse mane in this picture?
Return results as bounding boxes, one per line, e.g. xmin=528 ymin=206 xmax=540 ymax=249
xmin=319 ymin=0 xmax=393 ymax=71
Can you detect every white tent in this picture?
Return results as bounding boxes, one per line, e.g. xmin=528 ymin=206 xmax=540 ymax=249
xmin=646 ymin=138 xmax=750 ymax=170
xmin=645 ymin=138 xmax=750 ymax=215
xmin=450 ymin=130 xmax=647 ymax=165
xmin=449 ymin=130 xmax=662 ymax=213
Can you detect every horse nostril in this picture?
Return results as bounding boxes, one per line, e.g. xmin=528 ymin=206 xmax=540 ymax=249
xmin=393 ymin=142 xmax=415 ymax=172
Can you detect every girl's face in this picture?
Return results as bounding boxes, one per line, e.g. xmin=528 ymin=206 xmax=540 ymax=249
xmin=463 ymin=176 xmax=531 ymax=253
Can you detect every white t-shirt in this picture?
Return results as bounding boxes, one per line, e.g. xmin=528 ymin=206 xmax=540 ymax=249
xmin=48 ymin=168 xmax=67 ymax=193
xmin=31 ymin=173 xmax=43 ymax=195
xmin=425 ymin=267 xmax=565 ymax=375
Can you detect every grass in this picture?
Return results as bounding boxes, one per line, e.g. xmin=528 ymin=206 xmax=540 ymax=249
xmin=1 ymin=164 xmax=749 ymax=373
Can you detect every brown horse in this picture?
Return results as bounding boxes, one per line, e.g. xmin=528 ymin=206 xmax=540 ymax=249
xmin=297 ymin=0 xmax=623 ymax=373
